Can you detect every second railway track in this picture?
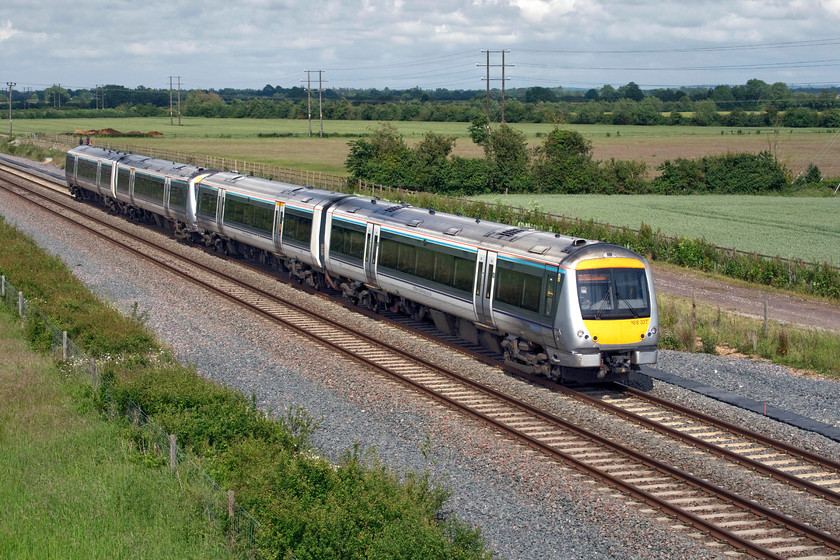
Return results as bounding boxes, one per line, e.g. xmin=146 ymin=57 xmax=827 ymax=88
xmin=2 ymin=162 xmax=840 ymax=559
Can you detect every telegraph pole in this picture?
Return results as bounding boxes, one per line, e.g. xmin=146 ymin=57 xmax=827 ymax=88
xmin=177 ymin=76 xmax=182 ymax=126
xmin=318 ymin=70 xmax=324 ymax=137
xmin=306 ymin=71 xmax=312 ymax=137
xmin=479 ymin=50 xmax=511 ymax=123
xmin=304 ymin=70 xmax=326 ymax=137
xmin=7 ymin=82 xmax=15 ymax=137
xmin=169 ymin=76 xmax=174 ymax=125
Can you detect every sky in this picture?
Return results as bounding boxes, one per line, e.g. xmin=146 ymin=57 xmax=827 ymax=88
xmin=3 ymin=0 xmax=840 ymax=93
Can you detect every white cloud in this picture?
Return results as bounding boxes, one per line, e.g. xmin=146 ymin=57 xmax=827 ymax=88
xmin=0 ymin=20 xmax=18 ymax=42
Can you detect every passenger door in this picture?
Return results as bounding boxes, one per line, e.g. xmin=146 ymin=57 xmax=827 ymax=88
xmin=474 ymin=250 xmax=497 ymax=326
xmin=542 ymin=265 xmax=560 ymax=344
xmin=363 ymin=223 xmax=380 ymax=287
xmin=273 ymin=203 xmax=285 ymax=252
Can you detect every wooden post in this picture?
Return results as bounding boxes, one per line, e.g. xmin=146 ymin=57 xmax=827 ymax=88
xmin=169 ymin=434 xmax=177 ymax=472
xmin=763 ymin=299 xmax=768 ymax=338
xmin=228 ymin=490 xmax=235 ymax=519
xmin=691 ymin=288 xmax=696 ymax=330
xmin=1 ymin=275 xmax=4 ymax=297
xmin=18 ymin=291 xmax=23 ymax=317
xmin=62 ymin=331 xmax=68 ymax=361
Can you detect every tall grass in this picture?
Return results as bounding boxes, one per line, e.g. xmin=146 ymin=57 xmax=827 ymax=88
xmin=0 ymin=311 xmax=237 ymax=560
xmin=657 ymin=292 xmax=840 ymax=378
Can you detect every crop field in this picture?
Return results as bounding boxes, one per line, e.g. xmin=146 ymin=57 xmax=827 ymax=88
xmin=472 ymin=193 xmax=840 ymax=265
xmin=16 ymin=117 xmax=840 ymax=178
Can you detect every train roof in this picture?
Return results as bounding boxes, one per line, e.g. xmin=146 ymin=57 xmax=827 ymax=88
xmin=329 ymin=196 xmax=637 ymax=268
xmin=68 ymin=145 xmax=210 ymax=179
xmin=198 ymin=172 xmax=350 ymax=207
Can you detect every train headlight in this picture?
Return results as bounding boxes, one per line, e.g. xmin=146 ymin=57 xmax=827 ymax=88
xmin=576 ymin=330 xmax=585 ymax=339
xmin=649 ymin=327 xmax=658 ymax=335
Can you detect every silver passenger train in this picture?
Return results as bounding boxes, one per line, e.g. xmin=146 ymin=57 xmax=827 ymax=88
xmin=65 ymin=145 xmax=658 ymax=383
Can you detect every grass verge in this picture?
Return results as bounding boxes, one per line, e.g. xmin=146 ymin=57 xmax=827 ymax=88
xmin=0 ymin=215 xmax=491 ymax=559
xmin=0 ymin=309 xmax=237 ymax=560
xmin=657 ymin=291 xmax=840 ymax=379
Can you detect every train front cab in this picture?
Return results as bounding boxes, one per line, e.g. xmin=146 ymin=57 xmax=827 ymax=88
xmin=554 ymin=251 xmax=658 ymax=382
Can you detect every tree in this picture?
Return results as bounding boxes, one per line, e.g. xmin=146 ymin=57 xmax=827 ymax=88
xmin=345 ymin=122 xmax=416 ymax=186
xmin=710 ymin=85 xmax=736 ymax=110
xmin=692 ymin=100 xmax=719 ymax=126
xmin=634 ymin=97 xmax=665 ymax=125
xmin=524 ymin=86 xmax=557 ymax=103
xmin=617 ymin=81 xmax=644 ymax=102
xmin=44 ymin=85 xmax=69 ymax=108
xmin=484 ymin=124 xmax=531 ymax=193
xmin=610 ymin=99 xmax=637 ymax=125
xmin=413 ymin=131 xmax=457 ymax=191
xmin=468 ymin=113 xmax=490 ymax=146
xmin=183 ymin=90 xmax=227 ymax=117
xmin=530 ymin=128 xmax=600 ymax=193
xmin=599 ymin=84 xmax=620 ymax=102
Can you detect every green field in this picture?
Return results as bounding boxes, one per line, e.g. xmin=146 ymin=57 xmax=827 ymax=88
xmin=473 ymin=194 xmax=840 ymax=265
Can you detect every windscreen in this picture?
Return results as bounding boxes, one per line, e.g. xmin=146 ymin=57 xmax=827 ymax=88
xmin=577 ymin=267 xmax=650 ymax=320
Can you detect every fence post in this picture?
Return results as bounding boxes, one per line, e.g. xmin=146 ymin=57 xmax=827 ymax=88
xmin=62 ymin=331 xmax=68 ymax=361
xmin=18 ymin=291 xmax=23 ymax=317
xmin=228 ymin=490 xmax=235 ymax=520
xmin=763 ymin=299 xmax=768 ymax=338
xmin=1 ymin=275 xmax=4 ymax=297
xmin=169 ymin=434 xmax=177 ymax=472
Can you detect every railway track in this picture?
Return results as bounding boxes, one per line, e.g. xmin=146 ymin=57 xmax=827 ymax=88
xmin=2 ymin=162 xmax=840 ymax=559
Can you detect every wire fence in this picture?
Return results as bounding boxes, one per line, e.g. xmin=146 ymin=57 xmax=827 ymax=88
xmin=0 ymin=272 xmax=260 ymax=553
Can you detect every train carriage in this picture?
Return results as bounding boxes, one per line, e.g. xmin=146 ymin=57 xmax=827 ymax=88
xmin=65 ymin=146 xmax=210 ymax=235
xmin=194 ymin=172 xmax=350 ymax=276
xmin=65 ymin=144 xmax=658 ymax=383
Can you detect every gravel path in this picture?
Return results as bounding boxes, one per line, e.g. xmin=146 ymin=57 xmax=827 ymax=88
xmin=3 ymin=156 xmax=840 ymax=558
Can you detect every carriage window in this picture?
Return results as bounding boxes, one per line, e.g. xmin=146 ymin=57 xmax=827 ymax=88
xmin=330 ymin=221 xmax=366 ymax=263
xmin=495 ymin=262 xmax=542 ymax=314
xmin=117 ymin=168 xmax=131 ymax=195
xmin=100 ymin=163 xmax=112 ymax=186
xmin=378 ymin=232 xmax=475 ymax=296
xmin=223 ymin=193 xmax=274 ymax=235
xmin=197 ymin=186 xmax=218 ymax=218
xmin=169 ymin=180 xmax=188 ymax=211
xmin=77 ymin=158 xmax=98 ymax=182
xmin=283 ymin=208 xmax=313 ymax=246
xmin=134 ymin=172 xmax=165 ymax=203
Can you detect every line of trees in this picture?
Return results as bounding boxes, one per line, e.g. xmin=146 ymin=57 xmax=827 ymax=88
xmin=346 ymin=120 xmax=803 ymax=196
xmin=10 ymin=79 xmax=840 ymax=127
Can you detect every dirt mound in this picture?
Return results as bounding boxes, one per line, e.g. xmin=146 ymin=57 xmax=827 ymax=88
xmin=71 ymin=128 xmax=163 ymax=137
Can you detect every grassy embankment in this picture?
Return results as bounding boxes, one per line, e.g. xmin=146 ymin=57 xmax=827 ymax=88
xmin=0 ymin=214 xmax=491 ymax=559
xmin=0 ymin=307 xmax=237 ymax=558
xmin=5 ymin=127 xmax=840 ymax=379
